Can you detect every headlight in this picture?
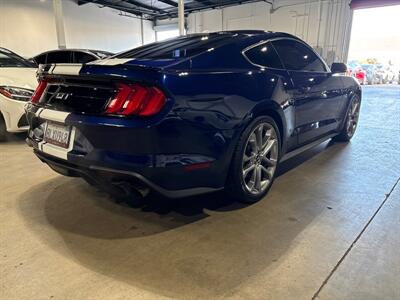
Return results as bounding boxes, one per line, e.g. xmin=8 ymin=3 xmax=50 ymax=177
xmin=0 ymin=86 xmax=34 ymax=101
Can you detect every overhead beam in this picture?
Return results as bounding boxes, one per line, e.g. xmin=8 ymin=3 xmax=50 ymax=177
xmin=77 ymin=0 xmax=158 ymax=18
xmin=124 ymin=0 xmax=170 ymax=14
xmin=157 ymin=0 xmax=178 ymax=7
xmin=191 ymin=0 xmax=216 ymax=6
xmin=156 ymin=0 xmax=269 ymax=19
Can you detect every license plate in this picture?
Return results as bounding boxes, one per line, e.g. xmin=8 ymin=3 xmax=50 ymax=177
xmin=44 ymin=122 xmax=71 ymax=149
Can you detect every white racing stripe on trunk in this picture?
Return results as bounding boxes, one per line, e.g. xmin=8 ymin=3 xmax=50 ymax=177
xmin=39 ymin=109 xmax=70 ymax=123
xmin=51 ymin=64 xmax=82 ymax=75
xmin=40 ymin=127 xmax=76 ymax=160
xmin=88 ymin=58 xmax=132 ymax=66
xmin=37 ymin=109 xmax=74 ymax=160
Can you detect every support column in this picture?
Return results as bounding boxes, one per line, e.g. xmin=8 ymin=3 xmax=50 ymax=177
xmin=140 ymin=17 xmax=144 ymax=45
xmin=178 ymin=0 xmax=185 ymax=35
xmin=53 ymin=0 xmax=66 ymax=49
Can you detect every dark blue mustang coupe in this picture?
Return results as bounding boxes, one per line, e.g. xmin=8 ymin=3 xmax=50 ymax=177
xmin=25 ymin=30 xmax=361 ymax=203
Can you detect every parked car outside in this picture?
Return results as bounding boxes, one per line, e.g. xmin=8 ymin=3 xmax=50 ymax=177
xmin=0 ymin=47 xmax=38 ymax=141
xmin=360 ymin=64 xmax=377 ymax=85
xmin=383 ymin=65 xmax=396 ymax=84
xmin=25 ymin=31 xmax=361 ymax=203
xmin=398 ymin=68 xmax=400 ymax=84
xmin=374 ymin=64 xmax=388 ymax=84
xmin=32 ymin=49 xmax=113 ymax=65
xmin=347 ymin=61 xmax=366 ymax=84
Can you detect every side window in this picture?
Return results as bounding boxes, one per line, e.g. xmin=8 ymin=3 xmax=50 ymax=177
xmin=46 ymin=51 xmax=72 ymax=64
xmin=244 ymin=42 xmax=283 ymax=69
xmin=34 ymin=53 xmax=47 ymax=64
xmin=74 ymin=52 xmax=96 ymax=63
xmin=272 ymin=39 xmax=327 ymax=72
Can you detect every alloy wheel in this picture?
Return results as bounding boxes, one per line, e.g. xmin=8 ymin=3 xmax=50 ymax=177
xmin=242 ymin=123 xmax=278 ymax=195
xmin=346 ymin=98 xmax=361 ymax=137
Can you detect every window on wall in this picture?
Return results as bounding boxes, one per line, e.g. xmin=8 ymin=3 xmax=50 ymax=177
xmin=156 ymin=29 xmax=179 ymax=42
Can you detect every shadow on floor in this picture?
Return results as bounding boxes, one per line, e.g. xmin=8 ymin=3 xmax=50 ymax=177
xmin=11 ymin=86 xmax=400 ymax=298
xmin=16 ymin=140 xmax=340 ymax=298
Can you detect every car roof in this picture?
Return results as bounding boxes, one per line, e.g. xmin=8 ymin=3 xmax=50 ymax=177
xmin=34 ymin=49 xmax=113 ymax=58
xmin=183 ymin=30 xmax=299 ymax=40
xmin=113 ymin=30 xmax=301 ymax=60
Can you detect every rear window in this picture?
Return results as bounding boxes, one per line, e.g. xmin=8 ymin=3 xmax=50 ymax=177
xmin=74 ymin=51 xmax=96 ymax=63
xmin=46 ymin=51 xmax=72 ymax=64
xmin=115 ymin=35 xmax=232 ymax=59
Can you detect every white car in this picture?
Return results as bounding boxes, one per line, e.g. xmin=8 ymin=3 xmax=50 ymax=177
xmin=0 ymin=48 xmax=38 ymax=141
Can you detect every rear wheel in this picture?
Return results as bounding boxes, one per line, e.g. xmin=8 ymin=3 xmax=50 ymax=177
xmin=226 ymin=116 xmax=280 ymax=203
xmin=0 ymin=113 xmax=7 ymax=142
xmin=335 ymin=96 xmax=361 ymax=142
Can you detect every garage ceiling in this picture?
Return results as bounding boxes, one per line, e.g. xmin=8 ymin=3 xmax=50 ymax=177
xmin=78 ymin=0 xmax=273 ymax=20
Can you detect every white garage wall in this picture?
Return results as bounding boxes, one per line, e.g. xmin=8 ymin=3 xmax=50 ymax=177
xmin=61 ymin=0 xmax=155 ymax=54
xmin=187 ymin=0 xmax=353 ymax=64
xmin=0 ymin=0 xmax=156 ymax=58
xmin=0 ymin=0 xmax=58 ymax=58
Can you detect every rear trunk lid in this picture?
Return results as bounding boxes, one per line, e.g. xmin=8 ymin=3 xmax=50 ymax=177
xmin=36 ymin=62 xmax=169 ymax=115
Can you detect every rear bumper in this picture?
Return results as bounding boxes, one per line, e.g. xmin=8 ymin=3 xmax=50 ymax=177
xmin=32 ymin=149 xmax=222 ymax=198
xmin=25 ymin=104 xmax=234 ymax=198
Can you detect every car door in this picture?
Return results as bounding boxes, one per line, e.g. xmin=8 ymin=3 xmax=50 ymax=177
xmin=272 ymin=39 xmax=346 ymax=146
xmin=243 ymin=41 xmax=298 ymax=151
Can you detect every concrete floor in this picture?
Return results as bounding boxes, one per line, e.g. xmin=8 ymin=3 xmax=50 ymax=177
xmin=1 ymin=85 xmax=399 ymax=300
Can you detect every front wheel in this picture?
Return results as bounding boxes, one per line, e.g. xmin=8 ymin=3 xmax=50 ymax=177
xmin=335 ymin=96 xmax=361 ymax=142
xmin=226 ymin=116 xmax=280 ymax=203
xmin=0 ymin=113 xmax=7 ymax=142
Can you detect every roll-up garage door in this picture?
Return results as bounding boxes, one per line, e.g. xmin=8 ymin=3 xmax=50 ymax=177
xmin=350 ymin=0 xmax=400 ymax=9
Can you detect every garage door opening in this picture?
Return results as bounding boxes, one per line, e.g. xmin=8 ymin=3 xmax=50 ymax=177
xmin=347 ymin=4 xmax=400 ymax=85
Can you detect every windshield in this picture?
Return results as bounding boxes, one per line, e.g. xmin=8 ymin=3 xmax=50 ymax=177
xmin=0 ymin=49 xmax=36 ymax=68
xmin=115 ymin=34 xmax=232 ymax=60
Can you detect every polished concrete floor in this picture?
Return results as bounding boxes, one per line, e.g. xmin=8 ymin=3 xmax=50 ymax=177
xmin=1 ymin=85 xmax=399 ymax=300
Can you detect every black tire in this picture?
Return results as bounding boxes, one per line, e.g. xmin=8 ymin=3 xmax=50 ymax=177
xmin=0 ymin=113 xmax=7 ymax=142
xmin=334 ymin=96 xmax=361 ymax=142
xmin=226 ymin=116 xmax=281 ymax=203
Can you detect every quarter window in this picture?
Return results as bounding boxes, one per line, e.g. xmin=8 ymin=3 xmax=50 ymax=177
xmin=272 ymin=39 xmax=326 ymax=72
xmin=244 ymin=42 xmax=283 ymax=69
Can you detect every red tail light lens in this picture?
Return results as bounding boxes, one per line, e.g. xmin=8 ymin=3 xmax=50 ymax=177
xmin=31 ymin=80 xmax=48 ymax=103
xmin=106 ymin=83 xmax=166 ymax=117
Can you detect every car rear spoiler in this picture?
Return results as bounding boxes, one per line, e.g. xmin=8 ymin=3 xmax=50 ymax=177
xmin=37 ymin=61 xmax=167 ymax=85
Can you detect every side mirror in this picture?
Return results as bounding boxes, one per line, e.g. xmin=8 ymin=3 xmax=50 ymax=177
xmin=331 ymin=62 xmax=347 ymax=74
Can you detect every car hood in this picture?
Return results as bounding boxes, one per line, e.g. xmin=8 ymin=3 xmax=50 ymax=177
xmin=0 ymin=67 xmax=38 ymax=90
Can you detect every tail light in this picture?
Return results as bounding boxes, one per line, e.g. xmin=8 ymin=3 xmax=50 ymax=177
xmin=106 ymin=83 xmax=166 ymax=117
xmin=31 ymin=80 xmax=48 ymax=103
